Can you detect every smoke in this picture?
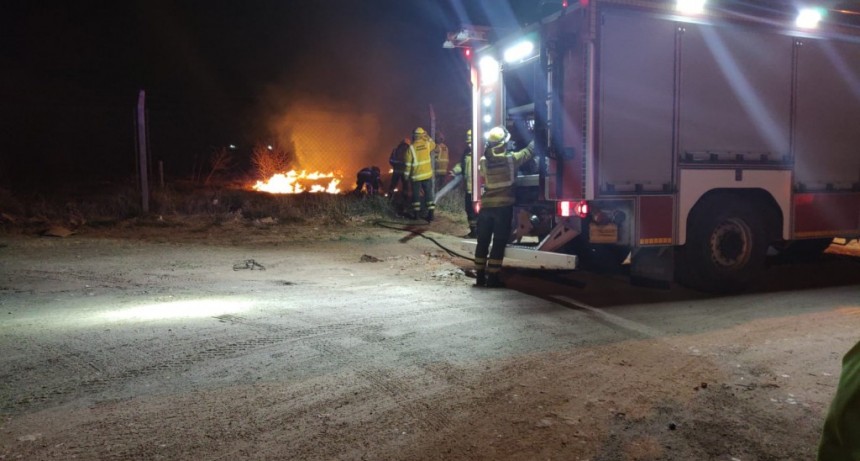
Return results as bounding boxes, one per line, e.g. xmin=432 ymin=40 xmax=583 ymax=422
xmin=253 ymin=3 xmax=471 ymax=179
xmin=266 ymin=98 xmax=382 ymax=177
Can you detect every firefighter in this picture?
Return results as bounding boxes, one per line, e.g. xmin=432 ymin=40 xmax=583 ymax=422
xmin=450 ymin=129 xmax=477 ymax=238
xmin=353 ymin=166 xmax=383 ymax=196
xmin=404 ymin=126 xmax=437 ymax=222
xmin=388 ymin=137 xmax=410 ymax=197
xmin=818 ymin=340 xmax=860 ymax=460
xmin=433 ymin=133 xmax=450 ymax=191
xmin=388 ymin=137 xmax=411 ymax=214
xmin=473 ymin=126 xmax=534 ymax=288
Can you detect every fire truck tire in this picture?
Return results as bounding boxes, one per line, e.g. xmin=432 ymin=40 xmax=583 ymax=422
xmin=679 ymin=195 xmax=768 ymax=293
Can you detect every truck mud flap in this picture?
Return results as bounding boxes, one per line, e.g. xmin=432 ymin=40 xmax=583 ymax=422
xmin=460 ymin=240 xmax=578 ymax=270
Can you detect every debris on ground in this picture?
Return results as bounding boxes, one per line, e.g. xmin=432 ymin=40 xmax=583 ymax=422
xmin=233 ymin=259 xmax=266 ymax=270
xmin=254 ymin=217 xmax=277 ymax=226
xmin=42 ymin=226 xmax=75 ymax=238
xmin=431 ymin=269 xmax=464 ymax=280
xmin=360 ymin=254 xmax=381 ymax=263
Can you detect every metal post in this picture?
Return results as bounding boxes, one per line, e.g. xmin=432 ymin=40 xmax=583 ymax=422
xmin=136 ymin=90 xmax=150 ymax=213
xmin=429 ymin=104 xmax=437 ymax=192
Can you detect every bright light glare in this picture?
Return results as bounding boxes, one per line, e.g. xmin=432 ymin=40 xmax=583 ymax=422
xmin=796 ymin=8 xmax=823 ymax=28
xmin=102 ymin=299 xmax=253 ymax=321
xmin=503 ymin=40 xmax=535 ymax=63
xmin=483 ymin=114 xmax=492 ymax=124
xmin=676 ymin=0 xmax=705 ymax=14
xmin=479 ymin=56 xmax=500 ymax=86
xmin=558 ymin=201 xmax=571 ymax=217
xmin=483 ymin=97 xmax=493 ymax=107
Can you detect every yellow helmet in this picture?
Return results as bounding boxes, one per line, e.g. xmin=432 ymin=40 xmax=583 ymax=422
xmin=487 ymin=126 xmax=510 ymax=145
xmin=413 ymin=127 xmax=427 ymax=139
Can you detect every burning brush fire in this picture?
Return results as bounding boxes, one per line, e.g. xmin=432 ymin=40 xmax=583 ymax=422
xmin=252 ymin=170 xmax=343 ymax=194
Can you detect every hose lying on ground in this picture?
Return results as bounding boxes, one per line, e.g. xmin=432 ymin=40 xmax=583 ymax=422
xmin=373 ymin=219 xmax=475 ymax=262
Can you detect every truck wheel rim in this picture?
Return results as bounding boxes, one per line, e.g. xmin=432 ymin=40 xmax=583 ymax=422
xmin=709 ymin=218 xmax=752 ymax=269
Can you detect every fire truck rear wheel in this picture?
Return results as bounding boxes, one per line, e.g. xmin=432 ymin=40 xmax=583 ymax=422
xmin=679 ymin=195 xmax=768 ymax=293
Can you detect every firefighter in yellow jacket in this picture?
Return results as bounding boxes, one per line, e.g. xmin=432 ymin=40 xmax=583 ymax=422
xmin=433 ymin=134 xmax=450 ymax=191
xmin=474 ymin=126 xmax=534 ymax=288
xmin=404 ymin=127 xmax=437 ymax=222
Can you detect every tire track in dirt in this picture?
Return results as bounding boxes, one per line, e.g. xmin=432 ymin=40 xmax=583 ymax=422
xmin=1 ymin=320 xmax=355 ymax=413
xmin=219 ymin=308 xmax=459 ymax=433
xmin=2 ymin=299 xmax=460 ymax=414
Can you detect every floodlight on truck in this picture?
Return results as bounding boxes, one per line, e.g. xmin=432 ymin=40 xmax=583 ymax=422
xmin=796 ymin=8 xmax=824 ymax=28
xmin=503 ymin=40 xmax=535 ymax=63
xmin=479 ymin=56 xmax=500 ymax=86
xmin=676 ymin=0 xmax=705 ymax=14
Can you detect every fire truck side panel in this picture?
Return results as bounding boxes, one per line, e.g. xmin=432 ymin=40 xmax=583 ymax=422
xmin=793 ymin=193 xmax=860 ymax=238
xmin=637 ymin=195 xmax=675 ymax=245
xmin=794 ymin=38 xmax=860 ymax=191
xmin=545 ymin=11 xmax=587 ymax=201
xmin=678 ymin=22 xmax=793 ymax=158
xmin=597 ymin=9 xmax=676 ymax=194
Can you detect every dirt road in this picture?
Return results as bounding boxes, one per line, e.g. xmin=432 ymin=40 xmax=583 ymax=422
xmin=1 ymin=220 xmax=859 ymax=460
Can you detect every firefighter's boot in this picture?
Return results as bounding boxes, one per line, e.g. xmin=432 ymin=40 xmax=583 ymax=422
xmin=425 ymin=210 xmax=434 ymax=223
xmin=473 ymin=269 xmax=486 ymax=287
xmin=465 ymin=227 xmax=477 ymax=239
xmin=486 ymin=273 xmax=506 ymax=289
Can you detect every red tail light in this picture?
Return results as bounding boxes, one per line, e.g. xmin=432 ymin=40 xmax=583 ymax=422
xmin=557 ymin=200 xmax=588 ymax=218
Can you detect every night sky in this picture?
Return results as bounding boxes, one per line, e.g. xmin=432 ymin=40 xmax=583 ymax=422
xmin=1 ymin=0 xmax=551 ymax=191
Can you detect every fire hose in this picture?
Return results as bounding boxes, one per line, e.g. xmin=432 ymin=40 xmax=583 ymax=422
xmin=373 ymin=219 xmax=475 ymax=262
xmin=433 ymin=174 xmax=462 ymax=202
xmin=374 ymin=174 xmax=476 ymax=261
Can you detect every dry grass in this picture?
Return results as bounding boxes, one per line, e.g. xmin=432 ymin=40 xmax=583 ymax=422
xmin=0 ymin=180 xmax=471 ymax=233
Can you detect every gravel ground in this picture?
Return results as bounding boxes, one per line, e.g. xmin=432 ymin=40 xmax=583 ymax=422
xmin=1 ymin=219 xmax=859 ymax=460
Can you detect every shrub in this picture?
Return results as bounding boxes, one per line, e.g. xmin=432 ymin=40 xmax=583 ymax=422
xmin=251 ymin=144 xmax=293 ymax=180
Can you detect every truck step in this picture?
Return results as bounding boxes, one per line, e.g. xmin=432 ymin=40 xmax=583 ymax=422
xmin=460 ymin=240 xmax=577 ymax=270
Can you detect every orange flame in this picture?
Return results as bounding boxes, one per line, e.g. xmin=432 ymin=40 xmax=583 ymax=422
xmin=252 ymin=170 xmax=342 ymax=194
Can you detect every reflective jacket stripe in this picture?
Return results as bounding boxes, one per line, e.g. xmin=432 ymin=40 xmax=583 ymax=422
xmin=407 ymin=143 xmax=434 ymax=181
xmin=481 ymin=157 xmax=515 ymax=188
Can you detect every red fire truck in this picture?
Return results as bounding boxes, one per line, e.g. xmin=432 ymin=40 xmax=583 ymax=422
xmin=453 ymin=0 xmax=860 ymax=292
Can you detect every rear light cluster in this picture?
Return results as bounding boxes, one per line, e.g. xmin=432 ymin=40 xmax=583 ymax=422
xmin=557 ymin=200 xmax=589 ymax=218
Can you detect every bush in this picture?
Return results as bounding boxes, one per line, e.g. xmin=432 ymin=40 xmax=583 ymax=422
xmin=0 ymin=178 xmax=465 ymax=233
xmin=251 ymin=144 xmax=293 ymax=180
